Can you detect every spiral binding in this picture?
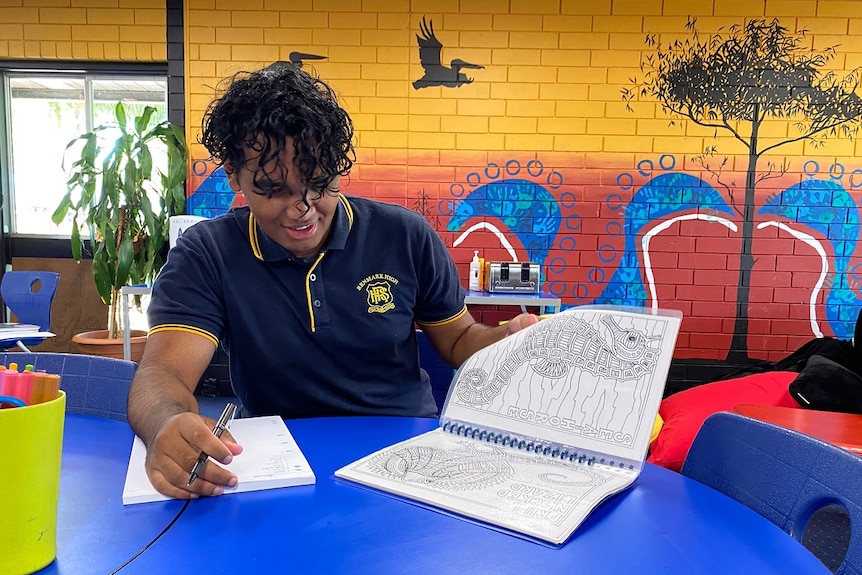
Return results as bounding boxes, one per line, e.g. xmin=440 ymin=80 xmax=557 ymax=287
xmin=442 ymin=420 xmax=609 ymax=467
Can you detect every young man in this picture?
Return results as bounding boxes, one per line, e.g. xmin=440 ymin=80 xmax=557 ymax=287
xmin=127 ymin=61 xmax=538 ymax=500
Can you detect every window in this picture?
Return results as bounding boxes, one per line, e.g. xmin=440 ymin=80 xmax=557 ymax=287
xmin=2 ymin=71 xmax=167 ymax=237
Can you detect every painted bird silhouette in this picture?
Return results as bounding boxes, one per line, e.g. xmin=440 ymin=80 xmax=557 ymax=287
xmin=288 ymin=51 xmax=327 ymax=69
xmin=413 ymin=17 xmax=484 ymax=89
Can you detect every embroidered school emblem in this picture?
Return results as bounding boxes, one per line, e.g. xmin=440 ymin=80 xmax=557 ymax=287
xmin=366 ymin=280 xmax=395 ymax=313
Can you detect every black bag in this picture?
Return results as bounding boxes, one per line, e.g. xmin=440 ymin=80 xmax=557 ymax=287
xmin=788 ymin=354 xmax=862 ymax=414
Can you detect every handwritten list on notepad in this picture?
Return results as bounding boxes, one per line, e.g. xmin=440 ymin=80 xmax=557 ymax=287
xmin=122 ymin=415 xmax=316 ymax=505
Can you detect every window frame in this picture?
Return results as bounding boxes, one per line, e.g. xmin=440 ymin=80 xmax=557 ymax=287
xmin=0 ymin=61 xmax=168 ymax=260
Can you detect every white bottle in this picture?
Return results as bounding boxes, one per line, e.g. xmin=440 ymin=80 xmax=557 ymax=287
xmin=469 ymin=251 xmax=481 ymax=291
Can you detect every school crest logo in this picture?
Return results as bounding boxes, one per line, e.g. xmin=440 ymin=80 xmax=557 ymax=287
xmin=366 ymin=280 xmax=395 ymax=313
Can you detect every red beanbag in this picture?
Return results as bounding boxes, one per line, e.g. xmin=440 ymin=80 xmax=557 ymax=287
xmin=648 ymin=371 xmax=799 ymax=472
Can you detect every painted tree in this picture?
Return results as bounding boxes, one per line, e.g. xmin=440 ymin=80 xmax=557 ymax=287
xmin=622 ymin=17 xmax=862 ymax=361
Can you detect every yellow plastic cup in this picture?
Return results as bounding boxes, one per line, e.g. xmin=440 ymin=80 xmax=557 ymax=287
xmin=0 ymin=391 xmax=65 ymax=575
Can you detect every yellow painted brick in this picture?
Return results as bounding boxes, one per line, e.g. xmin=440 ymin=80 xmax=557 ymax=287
xmin=135 ymin=43 xmax=153 ymax=61
xmin=507 ymin=65 xmax=556 ymax=84
xmin=508 ymin=99 xmax=555 ymax=117
xmin=0 ymin=7 xmax=38 ymax=23
xmin=590 ymin=49 xmax=640 ymax=68
xmin=652 ymin=136 xmax=704 ymax=154
xmin=377 ymin=114 xmax=408 ymax=131
xmin=489 ymin=82 xmax=539 ymax=100
xmin=378 ymin=13 xmax=410 ymax=29
xmin=361 ymin=28 xmax=409 ymax=47
xmin=593 ymin=16 xmax=643 ymax=33
xmin=40 ymin=40 xmax=57 ymax=57
xmin=73 ymin=0 xmax=118 ymax=6
xmin=189 ymin=26 xmax=214 ymax=43
xmin=611 ymin=0 xmax=662 ymax=15
xmin=815 ymin=34 xmax=862 ymax=52
xmin=606 ymin=66 xmax=641 ymax=86
xmin=188 ymin=10 xmax=231 ymax=27
xmin=823 ymin=2 xmax=862 ymax=17
xmin=491 ymin=14 xmax=541 ymax=32
xmin=118 ymin=40 xmax=135 ymax=59
xmin=490 ymin=116 xmax=537 ymax=134
xmin=605 ymin=101 xmax=637 ymax=119
xmin=443 ymin=14 xmax=492 ymax=31
xmin=313 ymin=28 xmax=361 ymax=46
xmin=327 ymin=78 xmax=375 ymax=96
xmin=152 ymin=42 xmax=165 ymax=59
xmin=121 ymin=0 xmax=164 ymax=7
xmin=589 ymin=83 xmax=635 ymax=102
xmin=363 ymin=0 xmax=409 ymax=13
xmin=539 ymin=115 xmax=588 ymax=134
xmin=232 ymin=44 xmax=279 ymax=62
xmin=662 ymin=0 xmax=713 ymax=15
xmin=798 ymin=19 xmax=849 ymax=36
xmin=215 ymin=28 xmax=264 ymax=44
xmin=541 ymin=15 xmax=591 ymax=33
xmin=458 ymin=0 xmax=507 ymax=13
xmin=603 ymin=134 xmax=649 ymax=152
xmin=611 ymin=32 xmax=657 ymax=50
xmin=539 ymin=82 xmax=588 ymax=101
xmin=376 ymin=79 xmax=408 ymax=97
xmin=199 ymin=43 xmax=231 ymax=60
xmin=265 ymin=29 xmax=313 ymax=46
xmin=134 ymin=8 xmax=163 ymax=25
xmin=214 ymin=0 xmax=263 ymax=9
xmin=23 ymin=39 xmax=41 ymax=57
xmin=38 ymin=8 xmax=86 ymax=24
xmin=0 ymin=42 xmax=6 ymax=58
xmin=411 ymin=0 xmax=457 ymax=12
xmin=409 ymin=131 xmax=456 ymax=150
xmin=713 ymin=0 xmax=768 ymax=17
xmin=314 ymin=0 xmax=361 ymax=11
xmin=766 ymin=0 xmax=816 ymax=17
xmin=277 ymin=10 xmax=327 ymax=28
xmin=230 ymin=10 xmax=279 ymax=27
xmin=361 ymin=96 xmax=408 ymax=114
xmin=377 ymin=46 xmax=410 ymax=64
xmin=557 ymin=67 xmax=607 ymax=85
xmin=360 ymin=130 xmax=408 ymax=148
xmin=460 ymin=30 xmax=509 ymax=48
xmin=554 ymin=134 xmax=603 ymax=152
xmin=23 ymin=24 xmax=71 ymax=40
xmin=117 ymin=25 xmax=162 ymax=42
xmin=490 ymin=48 xmax=540 ymax=66
xmin=361 ymin=62 xmax=409 ymax=80
xmin=87 ymin=42 xmax=104 ymax=59
xmin=441 ymin=115 xmax=488 ymax=133
xmin=561 ymin=0 xmax=611 ymax=15
xmin=408 ymin=115 xmax=440 ymax=131
xmin=189 ymin=60 xmax=214 ymax=77
xmin=586 ymin=118 xmax=635 ymax=135
xmin=0 ymin=24 xmax=24 ymax=40
xmin=559 ymin=32 xmax=609 ymax=50
xmin=71 ymin=25 xmax=118 ymax=41
xmin=263 ymin=0 xmax=309 ymax=9
xmin=641 ymin=16 xmax=700 ymax=33
xmin=557 ymin=100 xmax=605 ymax=118
xmin=349 ymin=113 xmax=374 ymax=132
xmin=7 ymin=40 xmax=24 ymax=57
xmin=329 ymin=11 xmax=376 ymax=29
xmin=540 ymin=49 xmax=590 ymax=67
xmin=636 ymin=118 xmax=681 ymax=136
xmin=408 ymin=98 xmax=456 ymax=115
xmin=456 ymin=132 xmax=503 ymax=150
xmin=505 ymin=134 xmax=554 ymax=151
xmin=87 ymin=8 xmax=134 ymax=24
xmin=457 ymin=98 xmax=505 ymax=116
xmin=511 ymin=0 xmax=559 ymax=15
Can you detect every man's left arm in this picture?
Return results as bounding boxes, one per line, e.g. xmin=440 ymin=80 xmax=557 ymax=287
xmin=420 ymin=311 xmax=540 ymax=368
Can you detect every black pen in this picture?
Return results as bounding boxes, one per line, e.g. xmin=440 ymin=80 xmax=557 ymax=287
xmin=187 ymin=402 xmax=238 ymax=487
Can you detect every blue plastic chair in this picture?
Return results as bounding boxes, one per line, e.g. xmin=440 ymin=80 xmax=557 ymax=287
xmin=0 ymin=352 xmax=136 ymax=421
xmin=416 ymin=329 xmax=456 ymax=414
xmin=681 ymin=411 xmax=862 ymax=574
xmin=0 ymin=270 xmax=60 ymax=352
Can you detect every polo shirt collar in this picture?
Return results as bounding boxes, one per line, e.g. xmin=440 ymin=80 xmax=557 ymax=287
xmin=247 ymin=194 xmax=355 ymax=262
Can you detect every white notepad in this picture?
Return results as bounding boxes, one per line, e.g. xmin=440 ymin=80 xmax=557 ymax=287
xmin=122 ymin=415 xmax=316 ymax=505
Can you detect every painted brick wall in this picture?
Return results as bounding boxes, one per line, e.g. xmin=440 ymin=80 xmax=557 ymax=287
xmin=0 ymin=0 xmax=166 ymax=61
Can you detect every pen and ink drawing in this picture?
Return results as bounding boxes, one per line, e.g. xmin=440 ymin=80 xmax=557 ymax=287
xmin=450 ymin=309 xmax=671 ymax=451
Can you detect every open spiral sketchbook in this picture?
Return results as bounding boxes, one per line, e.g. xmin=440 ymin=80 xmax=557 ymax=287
xmin=336 ymin=305 xmax=682 ymax=546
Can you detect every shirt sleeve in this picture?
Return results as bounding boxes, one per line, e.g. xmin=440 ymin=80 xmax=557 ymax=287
xmin=411 ymin=215 xmax=467 ymax=326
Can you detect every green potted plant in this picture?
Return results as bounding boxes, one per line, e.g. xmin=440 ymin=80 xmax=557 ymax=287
xmin=53 ymin=102 xmax=187 ymax=358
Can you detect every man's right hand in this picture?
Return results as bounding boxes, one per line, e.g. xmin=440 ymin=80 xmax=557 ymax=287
xmin=142 ymin=411 xmax=244 ymax=499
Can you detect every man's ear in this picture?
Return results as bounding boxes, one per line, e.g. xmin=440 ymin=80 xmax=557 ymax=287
xmin=224 ymin=163 xmax=241 ymax=192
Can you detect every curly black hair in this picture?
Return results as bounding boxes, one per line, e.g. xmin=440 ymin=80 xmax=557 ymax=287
xmin=200 ymin=61 xmax=355 ymax=207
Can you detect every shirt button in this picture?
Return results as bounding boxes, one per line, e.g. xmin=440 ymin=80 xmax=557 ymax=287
xmin=313 ymin=299 xmax=321 ymax=307
xmin=309 ymin=274 xmax=316 ymax=281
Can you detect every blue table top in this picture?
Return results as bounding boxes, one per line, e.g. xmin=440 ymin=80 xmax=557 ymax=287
xmin=45 ymin=414 xmax=829 ymax=574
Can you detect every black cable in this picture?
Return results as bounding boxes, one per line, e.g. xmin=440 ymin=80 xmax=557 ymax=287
xmin=107 ymin=498 xmax=191 ymax=574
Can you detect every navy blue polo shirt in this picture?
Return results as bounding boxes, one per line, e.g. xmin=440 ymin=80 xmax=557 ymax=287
xmin=148 ymin=195 xmax=467 ymax=419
